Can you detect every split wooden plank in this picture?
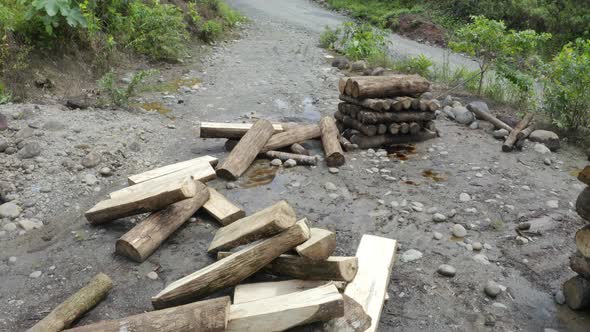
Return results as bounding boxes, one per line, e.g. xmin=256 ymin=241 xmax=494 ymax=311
xmin=152 ymin=220 xmax=310 ymax=309
xmin=320 ymin=116 xmax=346 ymax=167
xmin=578 ymin=166 xmax=590 ymax=186
xmin=64 ymin=296 xmax=230 ymax=332
xmin=203 ymin=188 xmax=245 ymax=226
xmin=85 ymin=177 xmax=198 ymax=225
xmin=577 ymin=187 xmax=590 ymax=222
xmin=226 ymin=284 xmax=344 ymax=332
xmin=207 ymin=201 xmax=297 ymax=253
xmin=216 ymin=119 xmax=275 ymax=180
xmin=502 ymin=113 xmax=534 ymax=152
xmin=262 ymin=124 xmax=321 ymax=152
xmin=127 ymin=156 xmax=218 ymax=185
xmin=233 ymin=280 xmax=346 ymax=304
xmin=295 ymin=228 xmax=336 ymax=261
xmin=28 ymin=273 xmax=113 ymax=332
xmin=199 ymin=122 xmax=285 ymax=139
xmin=343 ymin=234 xmax=398 ymax=332
xmin=115 ymin=182 xmax=209 ymax=262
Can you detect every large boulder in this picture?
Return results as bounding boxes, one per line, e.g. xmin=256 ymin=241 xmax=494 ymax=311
xmin=350 ymin=60 xmax=367 ymax=71
xmin=529 ymin=130 xmax=560 ymax=151
xmin=467 ymin=101 xmax=489 ymax=119
xmin=452 ymin=106 xmax=474 ymax=125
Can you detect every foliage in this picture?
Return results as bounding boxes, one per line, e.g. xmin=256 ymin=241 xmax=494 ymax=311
xmin=319 ymin=25 xmax=339 ymax=49
xmin=0 ymin=82 xmax=10 ymax=104
xmin=391 ymin=54 xmax=433 ymax=77
xmin=98 ymin=69 xmax=157 ymax=106
xmin=543 ymin=39 xmax=590 ymax=129
xmin=19 ymin=0 xmax=87 ymax=35
xmin=340 ymin=22 xmax=389 ymax=60
xmin=199 ymin=20 xmax=223 ymax=43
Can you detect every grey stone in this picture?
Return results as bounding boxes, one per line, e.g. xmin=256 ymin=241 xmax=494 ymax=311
xmin=492 ymin=129 xmax=509 ymax=139
xmin=328 ymin=167 xmax=339 ymax=174
xmin=472 ymin=242 xmax=483 ymax=251
xmin=529 ymin=130 xmax=560 ymax=151
xmin=452 ymin=106 xmax=474 ymax=124
xmin=0 ymin=113 xmax=7 ymax=131
xmin=544 ymin=158 xmax=552 ymax=165
xmin=442 ymin=106 xmax=455 ymax=120
xmin=128 ymin=141 xmax=141 ymax=152
xmin=433 ymin=231 xmax=443 ymax=240
xmin=324 ymin=182 xmax=337 ymax=191
xmin=3 ymin=222 xmax=17 ymax=231
xmin=332 ymin=57 xmax=350 ymax=70
xmin=473 ymin=254 xmax=490 ymax=265
xmin=18 ymin=219 xmax=43 ymax=231
xmin=29 ymin=271 xmax=42 ymax=278
xmin=284 ymin=159 xmax=297 ymax=168
xmin=146 ymin=271 xmax=158 ymax=280
xmin=546 ymin=200 xmax=559 ymax=209
xmin=8 ymin=256 xmax=17 ymax=264
xmin=400 ymin=249 xmax=423 ymax=263
xmin=0 ymin=140 xmax=8 ymax=152
xmin=432 ymin=213 xmax=447 ymax=222
xmin=484 ymin=281 xmax=502 ymax=298
xmin=351 ymin=60 xmax=367 ymax=71
xmin=4 ymin=146 xmax=16 ymax=154
xmin=270 ymin=159 xmax=282 ymax=166
xmin=459 ymin=193 xmax=471 ymax=202
xmin=81 ymin=152 xmax=101 ymax=168
xmin=516 ymin=236 xmax=529 ymax=245
xmin=554 ymin=290 xmax=565 ymax=305
xmin=18 ymin=141 xmax=41 ymax=159
xmin=492 ymin=302 xmax=507 ymax=310
xmin=442 ymin=95 xmax=453 ymax=107
xmin=371 ymin=67 xmax=385 ymax=76
xmin=437 ymin=264 xmax=456 ymax=277
xmin=469 ymin=121 xmax=480 ymax=129
xmin=534 ymin=143 xmax=551 ymax=154
xmin=83 ymin=174 xmax=99 ymax=186
xmin=452 ymin=224 xmax=467 ymax=238
xmin=467 ymin=101 xmax=490 ymax=119
xmin=42 ymin=120 xmax=66 ymax=131
xmin=226 ymin=182 xmax=237 ymax=190
xmin=421 ymin=92 xmax=433 ymax=100
xmin=15 ymin=127 xmax=34 ymax=143
xmin=99 ymin=167 xmax=112 ymax=176
xmin=0 ymin=202 xmax=21 ymax=218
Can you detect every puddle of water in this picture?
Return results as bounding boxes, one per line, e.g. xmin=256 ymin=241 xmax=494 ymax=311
xmin=386 ymin=144 xmax=417 ymax=161
xmin=143 ymin=77 xmax=202 ymax=93
xmin=301 ymin=96 xmax=321 ymax=122
xmin=239 ymin=160 xmax=279 ymax=188
xmin=131 ymin=102 xmax=174 ymax=119
xmin=422 ymin=169 xmax=447 ymax=182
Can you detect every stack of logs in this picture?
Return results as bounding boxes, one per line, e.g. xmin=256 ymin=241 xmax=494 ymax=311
xmin=564 ymin=165 xmax=590 ymax=311
xmin=27 ymin=154 xmax=398 ymax=331
xmin=334 ymin=75 xmax=440 ymax=149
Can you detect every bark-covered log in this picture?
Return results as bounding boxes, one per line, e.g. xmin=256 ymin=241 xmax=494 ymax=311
xmin=356 ymin=110 xmax=435 ymax=125
xmin=408 ymin=122 xmax=421 ymax=135
xmin=339 ymin=136 xmax=358 ymax=152
xmin=470 ymin=109 xmax=513 ymax=132
xmin=577 ymin=187 xmax=590 ymax=222
xmin=339 ymin=94 xmax=390 ymax=112
xmin=399 ymin=122 xmax=409 ymax=134
xmin=341 ymin=116 xmax=377 ymax=137
xmin=320 ymin=116 xmax=345 ymax=167
xmin=570 ymin=251 xmax=590 ymax=279
xmin=262 ymin=125 xmax=321 ymax=152
xmin=502 ymin=113 xmax=534 ymax=152
xmin=350 ymin=75 xmax=431 ymax=98
xmin=338 ymin=78 xmax=347 ymax=95
xmin=389 ymin=123 xmax=400 ymax=135
xmin=290 ymin=143 xmax=310 ymax=156
xmin=578 ymin=166 xmax=590 ymax=186
xmin=563 ymin=275 xmax=590 ymax=310
xmin=350 ymin=130 xmax=437 ymax=149
xmin=576 ymin=224 xmax=590 ymax=258
xmin=377 ymin=124 xmax=387 ymax=135
xmin=199 ymin=122 xmax=285 ymax=139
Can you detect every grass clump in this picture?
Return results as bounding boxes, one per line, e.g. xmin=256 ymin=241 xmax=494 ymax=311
xmin=98 ymin=69 xmax=157 ymax=107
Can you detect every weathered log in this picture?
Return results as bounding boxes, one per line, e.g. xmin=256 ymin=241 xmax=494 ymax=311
xmin=390 ymin=97 xmax=413 ymax=112
xmin=578 ymin=166 xmax=590 ymax=186
xmin=399 ymin=122 xmax=410 ymax=134
xmin=199 ymin=122 xmax=285 ymax=139
xmin=350 ymin=130 xmax=437 ymax=149
xmin=577 ymin=187 xmax=590 ymax=222
xmin=262 ymin=125 xmax=321 ymax=152
xmin=563 ymin=275 xmax=590 ymax=310
xmin=208 ymin=201 xmax=297 ymax=253
xmin=127 ymin=156 xmax=218 ymax=185
xmin=576 ymin=224 xmax=590 ymax=258
xmin=226 ymin=284 xmax=344 ymax=332
xmin=320 ymin=116 xmax=346 ymax=167
xmin=570 ymin=251 xmax=590 ymax=279
xmin=424 ymin=120 xmax=436 ymax=132
xmin=338 ymin=78 xmax=347 ymax=95
xmin=502 ymin=113 xmax=534 ymax=152
xmin=342 ymin=116 xmax=377 ymax=136
xmin=344 ymin=78 xmax=354 ymax=96
xmin=389 ymin=123 xmax=400 ymax=135
xmin=295 ymin=228 xmax=336 ymax=261
xmin=470 ymin=109 xmax=513 ymax=132
xmin=350 ymin=75 xmax=431 ymax=98
xmin=152 ymin=220 xmax=310 ymax=309
xmin=339 ymin=136 xmax=358 ymax=151
xmin=216 ymin=119 xmax=275 ymax=180
xmin=224 ymin=139 xmax=238 ymax=152
xmin=290 ymin=143 xmax=310 ymax=156
xmin=28 ymin=273 xmax=113 ymax=332
xmin=263 ymin=151 xmax=318 ymax=166
xmin=338 ymin=94 xmax=389 ymax=112
xmin=408 ymin=122 xmax=421 ymax=135
xmin=320 ymin=295 xmax=372 ymax=332
xmin=233 ymin=280 xmax=346 ymax=304
xmin=203 ymin=187 xmax=245 ymax=226
xmin=64 ymin=297 xmax=230 ymax=332
xmin=357 ymin=110 xmax=435 ymax=125
xmin=377 ymin=124 xmax=387 ymax=135
xmin=116 ymin=183 xmax=209 ymax=262
xmin=333 ymin=110 xmax=344 ymax=122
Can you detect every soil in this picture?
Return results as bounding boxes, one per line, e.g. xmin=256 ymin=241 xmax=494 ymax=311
xmin=1 ymin=0 xmax=590 ymax=331
xmin=396 ymin=14 xmax=446 ymax=47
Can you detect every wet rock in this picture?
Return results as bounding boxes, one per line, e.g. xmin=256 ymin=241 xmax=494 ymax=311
xmin=325 ymin=182 xmax=337 ymax=191
xmin=437 ymin=264 xmax=456 ymax=277
xmin=81 ymin=151 xmax=101 ymax=168
xmin=18 ymin=219 xmax=43 ymax=231
xmin=546 ymin=200 xmax=559 ymax=209
xmin=283 ymin=159 xmax=296 ymax=168
xmin=226 ymin=182 xmax=237 ymax=190
xmin=485 ymin=281 xmax=502 ymax=298
xmin=400 ymin=249 xmax=423 ymax=262
xmin=452 ymin=224 xmax=467 ymax=238
xmin=99 ymin=167 xmax=112 ymax=176
xmin=328 ymin=167 xmax=339 ymax=174
xmin=467 ymin=101 xmax=489 ymax=119
xmin=554 ymin=290 xmax=565 ymax=305
xmin=0 ymin=202 xmax=21 ymax=218
xmin=0 ymin=113 xmax=7 ymax=130
xmin=534 ymin=143 xmax=551 ymax=154
xmin=529 ymin=130 xmax=560 ymax=151
xmin=146 ymin=271 xmax=158 ymax=280
xmin=18 ymin=141 xmax=41 ymax=159
xmin=493 ymin=129 xmax=509 ymax=139
xmin=29 ymin=271 xmax=42 ymax=278
xmin=472 ymin=242 xmax=483 ymax=251
xmin=433 ymin=231 xmax=443 ymax=240
xmin=452 ymin=106 xmax=474 ymax=125
xmin=459 ymin=193 xmax=471 ymax=202
xmin=270 ymin=159 xmax=282 ymax=166
xmin=432 ymin=213 xmax=447 ymax=222
xmin=351 ymin=60 xmax=367 ymax=71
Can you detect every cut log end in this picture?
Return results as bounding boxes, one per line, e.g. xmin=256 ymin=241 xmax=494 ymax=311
xmin=216 ymin=169 xmax=238 ymax=181
xmin=326 ymin=153 xmax=346 ymax=167
xmin=563 ymin=275 xmax=590 ymax=310
xmin=115 ymin=240 xmax=142 ymax=263
xmin=575 ymin=224 xmax=590 ymax=258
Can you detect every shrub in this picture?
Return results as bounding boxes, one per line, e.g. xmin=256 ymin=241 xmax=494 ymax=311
xmin=19 ymin=0 xmax=87 ymax=35
xmin=199 ymin=20 xmax=223 ymax=43
xmin=319 ymin=25 xmax=339 ymax=49
xmin=392 ymin=54 xmax=433 ymax=77
xmin=98 ymin=69 xmax=157 ymax=106
xmin=340 ymin=22 xmax=389 ymax=60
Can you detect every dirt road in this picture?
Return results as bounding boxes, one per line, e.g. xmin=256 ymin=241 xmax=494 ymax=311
xmin=1 ymin=0 xmax=590 ymax=331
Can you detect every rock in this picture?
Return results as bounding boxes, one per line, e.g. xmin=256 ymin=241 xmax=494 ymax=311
xmin=8 ymin=256 xmax=17 ymax=264
xmin=0 ymin=202 xmax=21 ymax=218
xmin=18 ymin=141 xmax=41 ymax=159
xmin=351 ymin=60 xmax=367 ymax=71
xmin=0 ymin=113 xmax=7 ymax=130
xmin=497 ymin=115 xmax=519 ymax=128
xmin=442 ymin=106 xmax=455 ymax=120
xmin=534 ymin=143 xmax=551 ymax=155
xmin=0 ymin=140 xmax=8 ymax=152
xmin=128 ymin=141 xmax=141 ymax=152
xmin=442 ymin=95 xmax=453 ymax=107
xmin=433 ymin=231 xmax=443 ymax=240
xmin=18 ymin=219 xmax=43 ymax=231
xmin=432 ymin=213 xmax=447 ymax=222
xmin=447 ymin=209 xmax=457 ymax=218
xmin=99 ymin=167 xmax=112 ymax=176
xmin=529 ymin=130 xmax=560 ymax=151
xmin=400 ymin=249 xmax=423 ymax=263
xmin=469 ymin=121 xmax=480 ymax=129
xmin=492 ymin=302 xmax=507 ymax=310
xmin=554 ymin=290 xmax=566 ymax=305
xmin=467 ymin=101 xmax=490 ymax=119
xmin=516 ymin=236 xmax=529 ymax=245
xmin=543 ymin=158 xmax=552 ymax=165
xmin=324 ymin=182 xmax=337 ymax=191
xmin=283 ymin=159 xmax=297 ymax=168
xmin=15 ymin=127 xmax=34 ymax=143
xmin=226 ymin=182 xmax=237 ymax=190
xmin=410 ymin=201 xmax=424 ymax=212
xmin=328 ymin=167 xmax=339 ymax=174
xmin=437 ymin=264 xmax=456 ymax=277
xmin=546 ymin=200 xmax=559 ymax=209
xmin=3 ymin=222 xmax=17 ymax=231
xmin=421 ymin=92 xmax=433 ymax=100
xmin=146 ymin=271 xmax=158 ymax=280
xmin=270 ymin=159 xmax=282 ymax=166
xmin=81 ymin=151 xmax=101 ymax=168
xmin=452 ymin=106 xmax=474 ymax=125
xmin=452 ymin=224 xmax=467 ymax=238
xmin=472 ymin=242 xmax=483 ymax=251
xmin=332 ymin=57 xmax=350 ymax=70
xmin=493 ymin=129 xmax=509 ymax=139
xmin=459 ymin=193 xmax=471 ymax=202
xmin=485 ymin=281 xmax=502 ymax=298
xmin=473 ymin=254 xmax=490 ymax=265
xmin=4 ymin=146 xmax=16 ymax=154
xmin=30 ymin=271 xmax=42 ymax=278
xmin=371 ymin=67 xmax=385 ymax=76
xmin=83 ymin=174 xmax=99 ymax=186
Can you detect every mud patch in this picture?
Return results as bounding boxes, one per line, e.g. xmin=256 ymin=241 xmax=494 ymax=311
xmin=239 ymin=160 xmax=279 ymax=188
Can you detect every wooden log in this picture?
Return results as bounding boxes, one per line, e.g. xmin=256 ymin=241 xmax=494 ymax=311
xmin=343 ymin=234 xmax=398 ymax=332
xmin=320 ymin=116 xmax=345 ymax=167
xmin=226 ymin=284 xmax=344 ymax=332
xmin=262 ymin=124 xmax=321 ymax=152
xmin=152 ymin=220 xmax=310 ymax=309
xmin=563 ymin=275 xmax=590 ymax=310
xmin=28 ymin=273 xmax=113 ymax=332
xmin=357 ymin=110 xmax=435 ymax=125
xmin=342 ymin=116 xmax=377 ymax=136
xmin=338 ymin=94 xmax=389 ymax=112
xmin=263 ymin=150 xmax=318 ymax=166
xmin=290 ymin=143 xmax=310 ymax=156
xmin=64 ymin=297 xmax=230 ymax=332
xmin=377 ymin=123 xmax=387 ymax=135
xmin=570 ymin=251 xmax=590 ymax=279
xmin=199 ymin=122 xmax=284 ymax=139
xmin=344 ymin=78 xmax=354 ymax=96
xmin=127 ymin=156 xmax=218 ymax=185
xmin=399 ymin=122 xmax=410 ymax=134
xmin=339 ymin=136 xmax=358 ymax=152
xmin=116 ymin=183 xmax=209 ymax=262
xmin=203 ymin=187 xmax=245 ymax=226
xmin=391 ymin=97 xmax=412 ymax=112
xmin=502 ymin=113 xmax=534 ymax=152
xmin=408 ymin=122 xmax=421 ymax=135
xmin=350 ymin=130 xmax=437 ymax=149
xmin=578 ymin=166 xmax=590 ymax=186
xmin=320 ymin=295 xmax=372 ymax=332
xmin=389 ymin=123 xmax=400 ymax=135
xmin=295 ymin=228 xmax=336 ymax=261
xmin=349 ymin=75 xmax=431 ymax=99
xmin=86 ymin=177 xmax=198 ymax=225
xmin=470 ymin=109 xmax=513 ymax=132
xmin=224 ymin=139 xmax=238 ymax=152
xmin=217 ymin=252 xmax=358 ymax=281
xmin=338 ymin=78 xmax=347 ymax=95
xmin=216 ymin=119 xmax=274 ymax=180
xmin=207 ymin=201 xmax=297 ymax=253
xmin=233 ymin=280 xmax=346 ymax=304
xmin=576 ymin=224 xmax=590 ymax=258
xmin=516 ymin=125 xmax=535 ymax=141
xmin=577 ymin=186 xmax=590 ymax=222
xmin=424 ymin=120 xmax=436 ymax=132
xmin=333 ymin=110 xmax=344 ymax=122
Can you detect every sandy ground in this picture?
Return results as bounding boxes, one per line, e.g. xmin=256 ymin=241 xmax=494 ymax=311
xmin=1 ymin=0 xmax=590 ymax=331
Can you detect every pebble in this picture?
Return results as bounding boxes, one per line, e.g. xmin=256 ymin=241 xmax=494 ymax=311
xmin=426 ymin=207 xmax=438 ymax=214
xmin=328 ymin=167 xmax=339 ymax=174
xmin=18 ymin=219 xmax=43 ymax=231
xmin=473 ymin=254 xmax=490 ymax=265
xmin=29 ymin=271 xmax=42 ymax=278
xmin=472 ymin=242 xmax=483 ymax=251
xmin=554 ymin=290 xmax=565 ymax=305
xmin=0 ymin=202 xmax=22 ymax=219
xmin=283 ymin=159 xmax=297 ymax=168
xmin=546 ymin=200 xmax=559 ymax=209
xmin=146 ymin=271 xmax=159 ymax=280
xmin=400 ymin=249 xmax=423 ymax=263
xmin=226 ymin=182 xmax=237 ymax=189
xmin=544 ymin=158 xmax=552 ymax=165
xmin=447 ymin=209 xmax=457 ymax=218
xmin=516 ymin=236 xmax=529 ymax=245
xmin=270 ymin=159 xmax=282 ymax=166
xmin=484 ymin=280 xmax=502 ymax=298
xmin=459 ymin=193 xmax=471 ymax=202
xmin=324 ymin=182 xmax=337 ymax=191
xmin=433 ymin=232 xmax=443 ymax=240
xmin=452 ymin=224 xmax=467 ymax=238
xmin=83 ymin=174 xmax=99 ymax=186
xmin=492 ymin=302 xmax=507 ymax=310
xmin=18 ymin=141 xmax=42 ymax=159
xmin=492 ymin=129 xmax=509 ymax=139
xmin=437 ymin=264 xmax=456 ymax=277
xmin=81 ymin=151 xmax=101 ymax=168
xmin=432 ymin=213 xmax=447 ymax=222
xmin=410 ymin=202 xmax=424 ymax=212
xmin=99 ymin=167 xmax=112 ymax=176
xmin=8 ymin=256 xmax=17 ymax=264
xmin=534 ymin=143 xmax=551 ymax=154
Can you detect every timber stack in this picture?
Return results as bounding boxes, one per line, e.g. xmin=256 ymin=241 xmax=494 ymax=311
xmin=563 ymin=165 xmax=590 ymax=311
xmin=26 ymin=155 xmax=399 ymax=331
xmin=335 ymin=75 xmax=440 ymax=149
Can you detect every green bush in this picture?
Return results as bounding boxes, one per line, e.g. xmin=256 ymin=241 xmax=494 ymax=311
xmin=392 ymin=54 xmax=433 ymax=77
xmin=319 ymin=25 xmax=339 ymax=49
xmin=199 ymin=20 xmax=223 ymax=43
xmin=543 ymin=39 xmax=590 ymax=129
xmin=98 ymin=69 xmax=157 ymax=106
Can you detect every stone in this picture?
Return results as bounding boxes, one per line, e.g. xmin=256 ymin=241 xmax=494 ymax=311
xmin=544 ymin=158 xmax=552 ymax=165
xmin=432 ymin=213 xmax=447 ymax=222
xmin=0 ymin=202 xmax=21 ymax=218
xmin=400 ymin=249 xmax=423 ymax=263
xmin=529 ymin=130 xmax=560 ymax=151
xmin=545 ymin=200 xmax=559 ymax=209
xmin=226 ymin=182 xmax=237 ymax=190
xmin=328 ymin=167 xmax=339 ymax=174
xmin=18 ymin=141 xmax=41 ymax=159
xmin=81 ymin=151 xmax=101 ymax=168
xmin=0 ymin=140 xmax=8 ymax=152
xmin=15 ymin=127 xmax=34 ymax=143
xmin=442 ymin=95 xmax=454 ymax=107
xmin=452 ymin=106 xmax=474 ymax=125
xmin=492 ymin=302 xmax=507 ymax=310
xmin=0 ymin=113 xmax=7 ymax=131
xmin=467 ymin=101 xmax=489 ymax=119
xmin=324 ymin=182 xmax=337 ymax=191
xmin=146 ymin=271 xmax=158 ymax=280
xmin=351 ymin=60 xmax=367 ymax=71
xmin=534 ymin=143 xmax=551 ymax=155
xmin=485 ymin=281 xmax=502 ymax=298
xmin=442 ymin=106 xmax=455 ymax=120
xmin=433 ymin=232 xmax=443 ymax=240
xmin=447 ymin=209 xmax=457 ymax=218
xmin=459 ymin=193 xmax=471 ymax=202
xmin=554 ymin=290 xmax=565 ymax=305
xmin=8 ymin=256 xmax=17 ymax=264
xmin=30 ymin=271 xmax=42 ymax=278
xmin=3 ymin=222 xmax=17 ymax=231
xmin=472 ymin=242 xmax=483 ymax=251
xmin=410 ymin=201 xmax=424 ymax=212
xmin=283 ymin=159 xmax=297 ymax=168
xmin=99 ymin=167 xmax=112 ymax=176
xmin=437 ymin=264 xmax=456 ymax=277
xmin=516 ymin=236 xmax=529 ymax=245
xmin=469 ymin=121 xmax=480 ymax=129
xmin=473 ymin=254 xmax=490 ymax=265
xmin=83 ymin=174 xmax=99 ymax=186
xmin=452 ymin=224 xmax=467 ymax=238
xmin=493 ymin=129 xmax=509 ymax=139
xmin=18 ymin=219 xmax=43 ymax=231
xmin=270 ymin=159 xmax=282 ymax=166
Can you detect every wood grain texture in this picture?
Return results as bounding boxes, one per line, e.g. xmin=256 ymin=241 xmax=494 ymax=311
xmin=576 ymin=224 xmax=590 ymax=258
xmin=578 ymin=166 xmax=590 ymax=186
xmin=295 ymin=228 xmax=336 ymax=261
xmin=127 ymin=156 xmax=218 ymax=185
xmin=577 ymin=187 xmax=590 ymax=222
xmin=262 ymin=124 xmax=321 ymax=152
xmin=320 ymin=117 xmax=345 ymax=167
xmin=502 ymin=113 xmax=534 ymax=152
xmin=349 ymin=75 xmax=430 ymax=98
xmin=203 ymin=187 xmax=245 ymax=226
xmin=563 ymin=275 xmax=590 ymax=310
xmin=470 ymin=108 xmax=513 ymax=132
xmin=350 ymin=130 xmax=437 ymax=149
xmin=290 ymin=143 xmax=310 ymax=156
xmin=320 ymin=295 xmax=372 ymax=332
xmin=199 ymin=122 xmax=285 ymax=139
xmin=233 ymin=280 xmax=346 ymax=304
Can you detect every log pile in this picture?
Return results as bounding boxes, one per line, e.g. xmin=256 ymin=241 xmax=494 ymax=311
xmin=25 ymin=156 xmax=399 ymax=331
xmin=336 ymin=75 xmax=439 ymax=149
xmin=563 ymin=165 xmax=590 ymax=310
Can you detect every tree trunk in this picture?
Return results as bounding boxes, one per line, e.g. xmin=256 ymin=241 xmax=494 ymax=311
xmin=127 ymin=156 xmax=218 ymax=185
xmin=339 ymin=136 xmax=358 ymax=152
xmin=338 ymin=94 xmax=390 ymax=112
xmin=64 ymin=297 xmax=230 ymax=332
xmin=233 ymin=280 xmax=346 ymax=304
xmin=579 ymin=166 xmax=590 ymax=186
xmin=202 ymin=187 xmax=245 ymax=226
xmin=576 ymin=224 xmax=590 ymax=258
xmin=295 ymin=228 xmax=336 ymax=261
xmin=341 ymin=116 xmax=377 ymax=136
xmin=199 ymin=122 xmax=285 ymax=139
xmin=28 ymin=273 xmax=113 ymax=332
xmin=563 ymin=275 xmax=590 ymax=310
xmin=570 ymin=251 xmax=590 ymax=279
xmin=350 ymin=75 xmax=431 ymax=98
xmin=116 ymin=183 xmax=209 ymax=262
xmin=469 ymin=109 xmax=513 ymax=132
xmin=350 ymin=130 xmax=437 ymax=149
xmin=338 ymin=78 xmax=347 ymax=95
xmin=290 ymin=143 xmax=310 ymax=156
xmin=320 ymin=116 xmax=346 ymax=167
xmin=502 ymin=113 xmax=534 ymax=152
xmin=389 ymin=123 xmax=401 ymax=135
xmin=515 ymin=125 xmax=535 ymax=150
xmin=263 ymin=151 xmax=318 ymax=165
xmin=576 ymin=186 xmax=590 ymax=222
xmin=357 ymin=111 xmax=435 ymax=125
xmin=262 ymin=125 xmax=321 ymax=152
xmin=408 ymin=122 xmax=421 ymax=135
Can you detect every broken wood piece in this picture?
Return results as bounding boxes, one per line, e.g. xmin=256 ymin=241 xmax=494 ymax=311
xmin=320 ymin=295 xmax=372 ymax=332
xmin=226 ymin=284 xmax=344 ymax=332
xmin=348 ymin=75 xmax=431 ymax=98
xmin=64 ymin=296 xmax=230 ymax=332
xmin=578 ymin=166 xmax=590 ymax=186
xmin=502 ymin=113 xmax=534 ymax=152
xmin=408 ymin=122 xmax=421 ymax=135
xmin=199 ymin=122 xmax=285 ymax=139
xmin=263 ymin=151 xmax=318 ymax=166
xmin=116 ymin=182 xmax=209 ymax=262
xmin=563 ymin=275 xmax=590 ymax=310
xmin=208 ymin=201 xmax=297 ymax=253
xmin=470 ymin=109 xmax=513 ymax=132
xmin=203 ymin=187 xmax=245 ymax=226
xmin=233 ymin=280 xmax=346 ymax=304
xmin=151 ymin=219 xmax=310 ymax=309
xmin=127 ymin=156 xmax=218 ymax=185
xmin=576 ymin=224 xmax=590 ymax=258
xmin=262 ymin=124 xmax=321 ymax=152
xmin=320 ymin=116 xmax=345 ymax=167
xmin=216 ymin=119 xmax=275 ymax=180
xmin=295 ymin=227 xmax=336 ymax=261
xmin=28 ymin=273 xmax=113 ymax=332
xmin=338 ymin=94 xmax=389 ymax=112
xmin=570 ymin=251 xmax=590 ymax=279
xmin=343 ymin=234 xmax=398 ymax=332
xmin=350 ymin=130 xmax=437 ymax=149
xmin=339 ymin=136 xmax=358 ymax=151
xmin=576 ymin=186 xmax=590 ymax=222
xmin=290 ymin=143 xmax=310 ymax=156
xmin=338 ymin=78 xmax=347 ymax=95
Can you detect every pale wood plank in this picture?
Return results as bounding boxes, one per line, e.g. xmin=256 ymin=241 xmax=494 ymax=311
xmin=127 ymin=155 xmax=218 ymax=185
xmin=233 ymin=280 xmax=346 ymax=304
xmin=203 ymin=188 xmax=245 ymax=226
